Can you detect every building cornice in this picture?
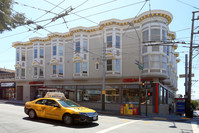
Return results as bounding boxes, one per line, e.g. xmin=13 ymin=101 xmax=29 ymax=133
xmin=12 ymin=10 xmax=174 ymax=47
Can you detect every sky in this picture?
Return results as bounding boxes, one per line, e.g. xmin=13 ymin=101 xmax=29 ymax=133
xmin=0 ymin=0 xmax=199 ymax=99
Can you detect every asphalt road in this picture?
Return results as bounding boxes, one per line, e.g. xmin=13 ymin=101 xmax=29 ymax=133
xmin=0 ymin=102 xmax=197 ymax=133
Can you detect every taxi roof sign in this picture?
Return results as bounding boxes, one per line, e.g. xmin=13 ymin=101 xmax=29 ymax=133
xmin=44 ymin=92 xmax=66 ymax=99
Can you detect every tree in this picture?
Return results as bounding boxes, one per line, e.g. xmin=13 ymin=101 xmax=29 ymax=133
xmin=191 ymin=100 xmax=198 ymax=110
xmin=0 ymin=0 xmax=25 ymax=33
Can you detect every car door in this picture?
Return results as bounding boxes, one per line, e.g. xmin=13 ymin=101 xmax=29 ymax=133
xmin=34 ymin=99 xmax=47 ymax=118
xmin=45 ymin=100 xmax=62 ymax=120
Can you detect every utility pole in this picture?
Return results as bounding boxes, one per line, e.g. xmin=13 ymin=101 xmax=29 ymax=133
xmin=102 ymin=37 xmax=106 ymax=111
xmin=185 ymin=54 xmax=188 ymax=116
xmin=187 ymin=11 xmax=199 ymax=117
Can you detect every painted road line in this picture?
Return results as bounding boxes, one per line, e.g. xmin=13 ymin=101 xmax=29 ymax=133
xmin=96 ymin=120 xmax=140 ymax=133
xmin=192 ymin=122 xmax=199 ymax=133
xmin=153 ymin=117 xmax=167 ymax=120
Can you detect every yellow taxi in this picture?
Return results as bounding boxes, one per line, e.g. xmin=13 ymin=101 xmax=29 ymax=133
xmin=24 ymin=92 xmax=98 ymax=125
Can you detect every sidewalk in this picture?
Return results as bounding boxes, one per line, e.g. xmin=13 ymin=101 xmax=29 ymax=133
xmin=0 ymin=99 xmax=192 ymax=121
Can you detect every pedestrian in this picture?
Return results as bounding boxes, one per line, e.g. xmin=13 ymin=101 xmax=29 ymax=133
xmin=169 ymin=105 xmax=172 ymax=114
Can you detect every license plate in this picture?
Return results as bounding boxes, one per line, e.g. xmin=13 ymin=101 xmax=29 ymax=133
xmin=93 ymin=116 xmax=97 ymax=120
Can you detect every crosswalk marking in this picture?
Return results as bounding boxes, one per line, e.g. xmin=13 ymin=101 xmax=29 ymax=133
xmin=192 ymin=122 xmax=199 ymax=133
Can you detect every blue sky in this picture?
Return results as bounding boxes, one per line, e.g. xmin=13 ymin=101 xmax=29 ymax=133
xmin=0 ymin=0 xmax=199 ymax=99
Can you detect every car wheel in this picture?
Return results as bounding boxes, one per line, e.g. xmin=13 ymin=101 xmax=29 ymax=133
xmin=28 ymin=110 xmax=36 ymax=119
xmin=63 ymin=114 xmax=73 ymax=125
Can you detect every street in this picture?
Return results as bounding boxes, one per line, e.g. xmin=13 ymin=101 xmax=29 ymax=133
xmin=0 ymin=102 xmax=198 ymax=133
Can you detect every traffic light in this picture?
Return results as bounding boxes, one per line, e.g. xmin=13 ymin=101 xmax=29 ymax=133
xmin=142 ymin=81 xmax=145 ymax=88
xmin=147 ymin=91 xmax=152 ymax=96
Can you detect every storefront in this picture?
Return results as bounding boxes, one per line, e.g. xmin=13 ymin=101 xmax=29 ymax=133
xmin=0 ymin=82 xmax=15 ymax=100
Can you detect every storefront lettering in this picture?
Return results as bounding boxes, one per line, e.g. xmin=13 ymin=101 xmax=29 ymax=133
xmin=1 ymin=82 xmax=15 ymax=87
xmin=123 ymin=78 xmax=153 ymax=82
xmin=29 ymin=82 xmax=44 ymax=84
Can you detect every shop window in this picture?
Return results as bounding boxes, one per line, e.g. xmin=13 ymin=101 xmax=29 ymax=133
xmin=77 ymin=86 xmax=101 ymax=102
xmin=105 ymin=87 xmax=119 ymax=103
xmin=151 ymin=55 xmax=160 ymax=68
xmin=142 ymin=30 xmax=149 ymax=42
xmin=107 ymin=59 xmax=112 ymax=71
xmin=116 ymin=36 xmax=120 ymax=48
xmin=53 ymin=45 xmax=56 ymax=56
xmin=159 ymin=87 xmax=163 ymax=104
xmin=107 ymin=35 xmax=112 ymax=48
xmin=75 ymin=41 xmax=80 ymax=53
xmin=151 ymin=29 xmax=160 ymax=41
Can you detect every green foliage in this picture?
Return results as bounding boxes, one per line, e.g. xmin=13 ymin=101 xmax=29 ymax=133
xmin=191 ymin=100 xmax=199 ymax=110
xmin=0 ymin=0 xmax=25 ymax=33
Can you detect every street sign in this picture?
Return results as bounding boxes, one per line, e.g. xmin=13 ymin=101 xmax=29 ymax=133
xmin=135 ymin=59 xmax=143 ymax=70
xmin=179 ymin=74 xmax=194 ymax=78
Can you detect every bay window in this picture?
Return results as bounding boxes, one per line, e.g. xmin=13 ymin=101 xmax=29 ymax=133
xmin=53 ymin=65 xmax=56 ymax=74
xmin=151 ymin=55 xmax=160 ymax=68
xmin=75 ymin=42 xmax=80 ymax=53
xmin=59 ymin=44 xmax=63 ymax=56
xmin=17 ymin=51 xmax=20 ymax=61
xmin=162 ymin=55 xmax=167 ymax=69
xmin=34 ymin=49 xmax=38 ymax=58
xmin=58 ymin=65 xmax=63 ymax=75
xmin=116 ymin=36 xmax=120 ymax=48
xmin=53 ymin=46 xmax=56 ymax=56
xmin=106 ymin=35 xmax=112 ymax=48
xmin=75 ymin=62 xmax=80 ymax=73
xmin=40 ymin=48 xmax=44 ymax=58
xmin=82 ymin=62 xmax=87 ymax=73
xmin=142 ymin=30 xmax=149 ymax=42
xmin=143 ymin=55 xmax=148 ymax=69
xmin=83 ymin=40 xmax=88 ymax=52
xmin=151 ymin=29 xmax=160 ymax=41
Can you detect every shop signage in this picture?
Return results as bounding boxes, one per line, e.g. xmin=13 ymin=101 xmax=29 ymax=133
xmin=123 ymin=78 xmax=153 ymax=83
xmin=1 ymin=82 xmax=15 ymax=87
xmin=29 ymin=82 xmax=44 ymax=84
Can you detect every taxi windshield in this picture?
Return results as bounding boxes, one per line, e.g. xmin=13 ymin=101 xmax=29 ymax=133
xmin=57 ymin=99 xmax=80 ymax=107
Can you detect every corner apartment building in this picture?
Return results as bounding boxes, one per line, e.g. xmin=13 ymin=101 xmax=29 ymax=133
xmin=13 ymin=10 xmax=179 ymax=114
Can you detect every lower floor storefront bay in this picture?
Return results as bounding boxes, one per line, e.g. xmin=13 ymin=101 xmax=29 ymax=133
xmin=16 ymin=83 xmax=175 ymax=114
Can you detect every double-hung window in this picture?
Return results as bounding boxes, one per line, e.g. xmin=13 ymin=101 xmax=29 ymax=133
xmin=107 ymin=36 xmax=112 ymax=48
xmin=142 ymin=30 xmax=149 ymax=42
xmin=151 ymin=29 xmax=160 ymax=42
xmin=59 ymin=65 xmax=63 ymax=75
xmin=22 ymin=51 xmax=25 ymax=61
xmin=83 ymin=40 xmax=88 ymax=52
xmin=115 ymin=59 xmax=120 ymax=72
xmin=75 ymin=42 xmax=80 ymax=53
xmin=17 ymin=51 xmax=20 ymax=61
xmin=75 ymin=62 xmax=80 ymax=73
xmin=107 ymin=59 xmax=112 ymax=71
xmin=59 ymin=44 xmax=63 ymax=56
xmin=34 ymin=67 xmax=37 ymax=76
xmin=53 ymin=46 xmax=57 ymax=56
xmin=116 ymin=36 xmax=120 ymax=48
xmin=34 ymin=49 xmax=38 ymax=59
xmin=40 ymin=48 xmax=44 ymax=58
xmin=82 ymin=62 xmax=87 ymax=73
xmin=40 ymin=68 xmax=43 ymax=77
xmin=53 ymin=65 xmax=56 ymax=74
